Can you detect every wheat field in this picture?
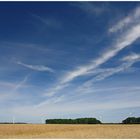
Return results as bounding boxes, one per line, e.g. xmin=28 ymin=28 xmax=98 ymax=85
xmin=0 ymin=124 xmax=140 ymax=138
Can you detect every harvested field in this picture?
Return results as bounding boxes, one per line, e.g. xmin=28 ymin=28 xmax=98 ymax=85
xmin=0 ymin=124 xmax=140 ymax=138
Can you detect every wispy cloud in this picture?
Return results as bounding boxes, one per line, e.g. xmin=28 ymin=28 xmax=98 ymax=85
xmin=37 ymin=95 xmax=66 ymax=108
xmin=82 ymin=67 xmax=138 ymax=76
xmin=85 ymin=86 xmax=140 ymax=94
xmin=72 ymin=2 xmax=108 ymax=15
xmin=17 ymin=61 xmax=54 ymax=73
xmin=12 ymin=88 xmax=140 ymax=120
xmin=0 ymin=81 xmax=19 ymax=89
xmin=41 ymin=53 xmax=140 ymax=108
xmin=93 ymin=53 xmax=140 ymax=81
xmin=121 ymin=53 xmax=140 ymax=62
xmin=79 ymin=53 xmax=140 ymax=90
xmin=44 ymin=83 xmax=69 ymax=97
xmin=0 ymin=75 xmax=29 ymax=102
xmin=109 ymin=6 xmax=140 ymax=33
xmin=43 ymin=6 xmax=140 ymax=97
xmin=12 ymin=75 xmax=29 ymax=93
xmin=61 ymin=23 xmax=140 ymax=85
xmin=0 ymin=76 xmax=29 ymax=93
xmin=31 ymin=13 xmax=61 ymax=29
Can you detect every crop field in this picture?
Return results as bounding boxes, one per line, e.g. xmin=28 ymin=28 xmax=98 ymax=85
xmin=0 ymin=124 xmax=140 ymax=138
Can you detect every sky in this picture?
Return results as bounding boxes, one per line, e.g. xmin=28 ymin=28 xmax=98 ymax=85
xmin=0 ymin=2 xmax=140 ymax=123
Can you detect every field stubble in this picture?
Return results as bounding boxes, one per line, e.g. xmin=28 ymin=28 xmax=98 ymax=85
xmin=0 ymin=124 xmax=140 ymax=138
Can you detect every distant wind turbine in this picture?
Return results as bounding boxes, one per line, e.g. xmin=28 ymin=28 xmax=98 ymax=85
xmin=12 ymin=116 xmax=15 ymax=124
xmin=41 ymin=116 xmax=45 ymax=124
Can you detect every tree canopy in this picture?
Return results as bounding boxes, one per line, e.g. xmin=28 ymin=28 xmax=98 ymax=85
xmin=46 ymin=118 xmax=101 ymax=124
xmin=122 ymin=117 xmax=140 ymax=124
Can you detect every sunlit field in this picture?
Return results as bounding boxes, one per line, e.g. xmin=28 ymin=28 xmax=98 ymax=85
xmin=0 ymin=124 xmax=140 ymax=138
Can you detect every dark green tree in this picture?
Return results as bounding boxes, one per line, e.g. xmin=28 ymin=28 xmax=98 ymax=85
xmin=122 ymin=117 xmax=140 ymax=124
xmin=46 ymin=118 xmax=101 ymax=124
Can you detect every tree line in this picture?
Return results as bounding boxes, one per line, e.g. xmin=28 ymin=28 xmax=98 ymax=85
xmin=46 ymin=118 xmax=101 ymax=124
xmin=122 ymin=117 xmax=140 ymax=124
xmin=45 ymin=117 xmax=140 ymax=124
xmin=1 ymin=117 xmax=140 ymax=124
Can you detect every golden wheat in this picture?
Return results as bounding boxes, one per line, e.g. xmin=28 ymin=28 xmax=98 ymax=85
xmin=0 ymin=124 xmax=140 ymax=138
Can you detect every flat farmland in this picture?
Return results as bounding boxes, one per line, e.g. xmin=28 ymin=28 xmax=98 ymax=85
xmin=0 ymin=124 xmax=140 ymax=138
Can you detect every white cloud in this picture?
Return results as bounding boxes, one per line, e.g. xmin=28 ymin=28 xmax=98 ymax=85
xmin=92 ymin=58 xmax=140 ymax=82
xmin=61 ymin=23 xmax=140 ymax=85
xmin=109 ymin=6 xmax=140 ymax=33
xmin=17 ymin=61 xmax=54 ymax=73
xmin=0 ymin=77 xmax=31 ymax=91
xmin=36 ymin=95 xmax=66 ymax=108
xmin=83 ymin=67 xmax=138 ymax=76
xmin=12 ymin=75 xmax=29 ymax=93
xmin=88 ymin=86 xmax=140 ymax=93
xmin=0 ymin=75 xmax=29 ymax=102
xmin=0 ymin=81 xmax=19 ymax=89
xmin=44 ymin=83 xmax=69 ymax=97
xmin=72 ymin=2 xmax=108 ymax=15
xmin=42 ymin=53 xmax=140 ymax=106
xmin=42 ymin=6 xmax=140 ymax=97
xmin=76 ymin=53 xmax=140 ymax=93
xmin=121 ymin=53 xmax=140 ymax=62
xmin=31 ymin=13 xmax=61 ymax=29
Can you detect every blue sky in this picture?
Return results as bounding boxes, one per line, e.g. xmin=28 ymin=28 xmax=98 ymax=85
xmin=0 ymin=2 xmax=140 ymax=123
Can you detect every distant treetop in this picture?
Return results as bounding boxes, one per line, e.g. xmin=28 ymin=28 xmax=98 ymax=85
xmin=122 ymin=117 xmax=140 ymax=124
xmin=46 ymin=118 xmax=101 ymax=124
